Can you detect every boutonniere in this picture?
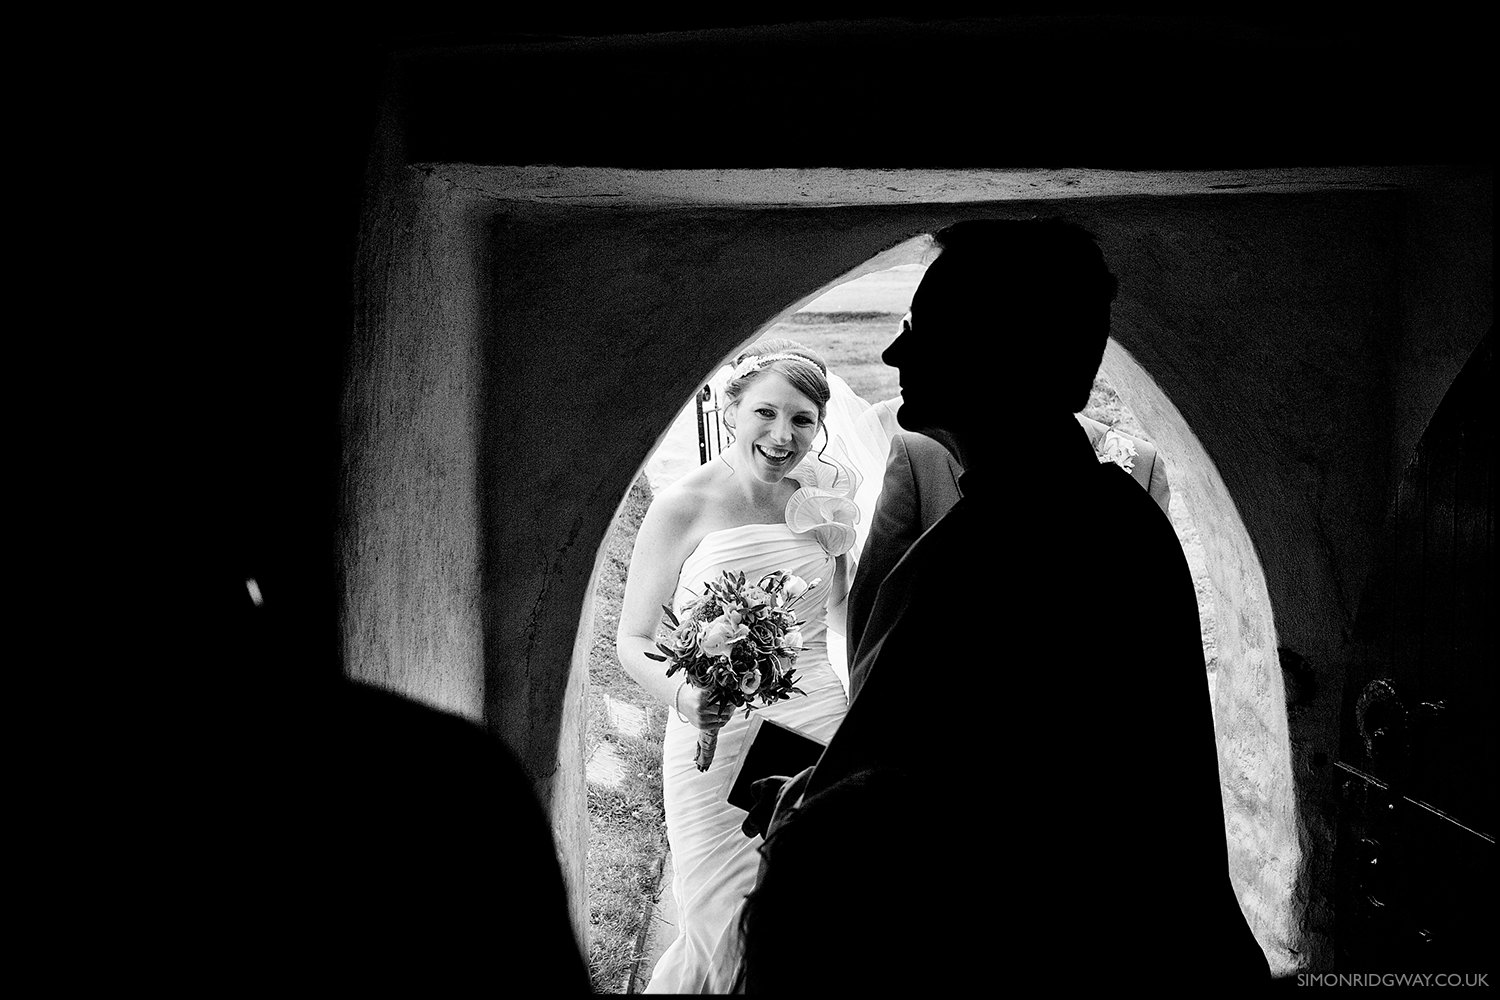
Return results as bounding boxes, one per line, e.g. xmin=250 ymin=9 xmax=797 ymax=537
xmin=1095 ymin=427 xmax=1138 ymax=474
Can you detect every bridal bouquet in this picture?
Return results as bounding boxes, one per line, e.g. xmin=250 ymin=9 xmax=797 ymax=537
xmin=645 ymin=569 xmax=814 ymax=771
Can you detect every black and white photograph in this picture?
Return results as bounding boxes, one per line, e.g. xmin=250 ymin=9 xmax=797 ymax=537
xmin=206 ymin=16 xmax=1492 ymax=993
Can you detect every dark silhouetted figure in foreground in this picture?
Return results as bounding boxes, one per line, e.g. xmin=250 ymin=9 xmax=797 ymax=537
xmin=755 ymin=219 xmax=1269 ymax=989
xmin=224 ymin=586 xmax=590 ymax=991
xmin=315 ymin=681 xmax=591 ymax=991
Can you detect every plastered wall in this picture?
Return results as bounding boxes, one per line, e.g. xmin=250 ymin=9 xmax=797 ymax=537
xmin=339 ymin=158 xmax=1489 ymax=965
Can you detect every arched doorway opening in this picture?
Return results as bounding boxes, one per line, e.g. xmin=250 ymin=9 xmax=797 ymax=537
xmin=1096 ymin=339 xmax=1300 ymax=963
xmin=577 ymin=241 xmax=932 ymax=991
xmin=578 ymin=243 xmax=1299 ymax=989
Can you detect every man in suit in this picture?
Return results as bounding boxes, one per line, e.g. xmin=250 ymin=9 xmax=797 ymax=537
xmin=844 ymin=397 xmax=1170 ymax=686
xmin=740 ymin=219 xmax=1269 ymax=990
xmin=742 ymin=421 xmax=961 ymax=835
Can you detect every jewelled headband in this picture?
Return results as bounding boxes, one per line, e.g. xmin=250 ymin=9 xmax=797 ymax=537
xmin=729 ymin=351 xmax=825 ymax=381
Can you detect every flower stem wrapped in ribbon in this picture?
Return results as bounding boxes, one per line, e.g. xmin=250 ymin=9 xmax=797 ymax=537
xmin=645 ymin=569 xmax=814 ymax=771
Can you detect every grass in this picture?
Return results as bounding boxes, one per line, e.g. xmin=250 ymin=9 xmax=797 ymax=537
xmin=584 ymin=316 xmax=1220 ymax=992
xmin=770 ymin=313 xmax=903 ymax=403
xmin=585 ymin=476 xmax=668 ymax=994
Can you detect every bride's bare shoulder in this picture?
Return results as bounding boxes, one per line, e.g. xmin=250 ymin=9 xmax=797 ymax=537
xmin=643 ymin=464 xmax=725 ymax=538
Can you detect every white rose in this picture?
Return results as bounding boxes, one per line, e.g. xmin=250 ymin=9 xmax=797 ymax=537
xmin=700 ymin=611 xmax=748 ymax=658
xmin=783 ymin=575 xmax=809 ymax=600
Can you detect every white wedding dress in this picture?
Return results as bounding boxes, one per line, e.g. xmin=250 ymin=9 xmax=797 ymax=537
xmin=642 ymin=459 xmax=855 ymax=994
xmin=644 ymin=364 xmax=892 ymax=688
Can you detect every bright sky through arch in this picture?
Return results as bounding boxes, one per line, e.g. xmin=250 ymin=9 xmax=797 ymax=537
xmin=800 ymin=264 xmax=925 ymax=314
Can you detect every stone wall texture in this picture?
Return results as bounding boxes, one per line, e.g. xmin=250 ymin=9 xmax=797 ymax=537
xmin=339 ymin=160 xmax=1488 ymax=970
xmin=181 ymin=17 xmax=1492 ymax=980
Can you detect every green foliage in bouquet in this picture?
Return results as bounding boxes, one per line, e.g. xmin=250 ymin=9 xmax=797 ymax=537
xmin=645 ymin=569 xmax=811 ymax=718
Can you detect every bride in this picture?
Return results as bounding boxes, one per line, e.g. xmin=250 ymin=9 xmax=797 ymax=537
xmin=617 ymin=343 xmax=861 ymax=993
xmin=643 ymin=338 xmax=891 ymax=686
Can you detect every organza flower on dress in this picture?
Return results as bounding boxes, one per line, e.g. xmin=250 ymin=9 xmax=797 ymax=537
xmin=782 ymin=452 xmax=862 ymax=558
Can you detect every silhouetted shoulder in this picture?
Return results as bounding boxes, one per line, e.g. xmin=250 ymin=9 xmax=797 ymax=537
xmin=323 ymin=682 xmax=590 ymax=990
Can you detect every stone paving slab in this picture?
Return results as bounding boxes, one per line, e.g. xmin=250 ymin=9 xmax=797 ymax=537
xmin=586 ymin=740 xmax=626 ymax=787
xmin=606 ymin=694 xmax=648 ymax=739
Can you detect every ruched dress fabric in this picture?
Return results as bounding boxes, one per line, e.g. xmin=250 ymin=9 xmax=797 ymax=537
xmin=643 ymin=368 xmax=882 ymax=690
xmin=643 ymin=461 xmax=854 ymax=994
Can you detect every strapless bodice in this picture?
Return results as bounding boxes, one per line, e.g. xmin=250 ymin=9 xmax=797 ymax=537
xmin=674 ymin=522 xmax=837 ymax=648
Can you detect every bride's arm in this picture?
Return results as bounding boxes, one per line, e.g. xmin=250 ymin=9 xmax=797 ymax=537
xmin=615 ymin=493 xmax=728 ymax=730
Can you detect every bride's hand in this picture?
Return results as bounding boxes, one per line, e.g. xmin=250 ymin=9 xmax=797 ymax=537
xmin=677 ymin=682 xmax=732 ymax=732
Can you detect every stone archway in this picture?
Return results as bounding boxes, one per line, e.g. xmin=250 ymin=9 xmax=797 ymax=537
xmin=1098 ymin=339 xmax=1298 ymax=965
xmin=341 ymin=162 xmax=1487 ymax=973
xmin=572 ymin=237 xmax=1300 ymax=973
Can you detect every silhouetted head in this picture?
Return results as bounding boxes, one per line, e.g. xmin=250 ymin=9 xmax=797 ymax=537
xmin=886 ymin=219 xmax=1117 ymax=459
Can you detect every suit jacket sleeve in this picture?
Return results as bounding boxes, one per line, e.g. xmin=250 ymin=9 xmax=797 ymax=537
xmin=915 ymin=437 xmax=963 ymax=527
xmin=846 ymin=434 xmax=919 ymax=659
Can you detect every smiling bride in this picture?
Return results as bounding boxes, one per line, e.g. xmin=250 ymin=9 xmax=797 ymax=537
xmin=617 ymin=342 xmax=860 ymax=992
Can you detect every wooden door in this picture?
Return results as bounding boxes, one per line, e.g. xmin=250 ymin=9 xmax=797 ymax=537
xmin=1336 ymin=329 xmax=1494 ymax=972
